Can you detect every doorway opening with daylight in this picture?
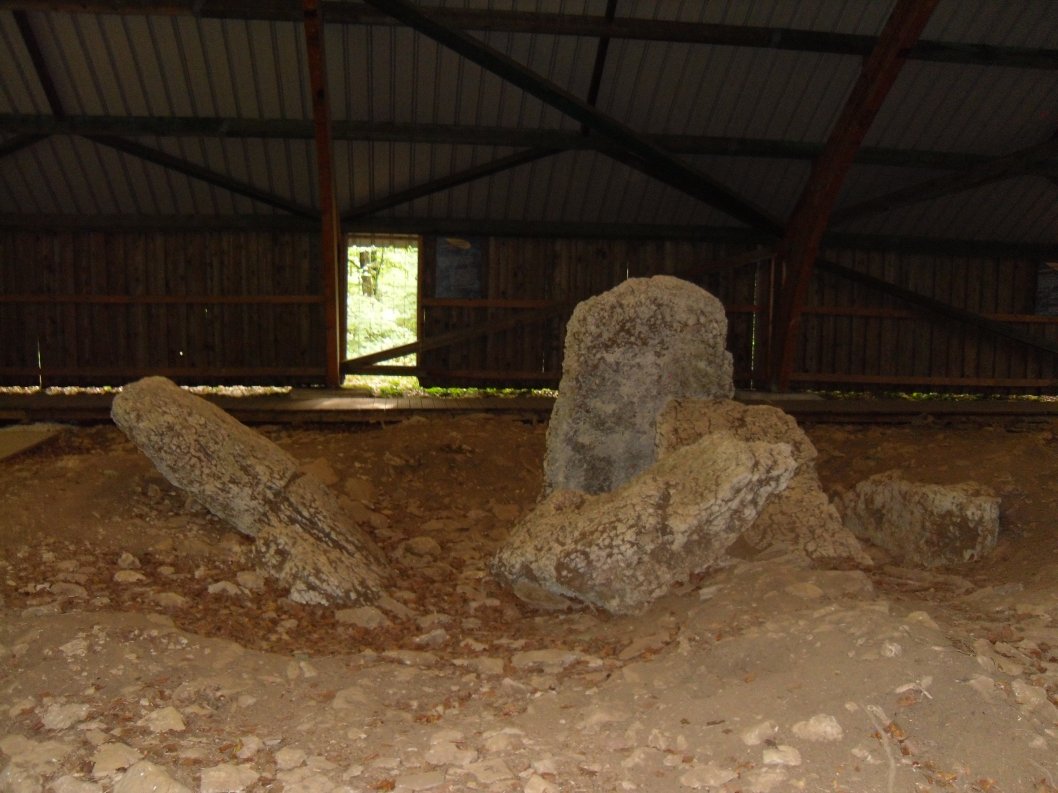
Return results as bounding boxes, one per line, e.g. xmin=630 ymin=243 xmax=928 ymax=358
xmin=345 ymin=235 xmax=420 ymax=377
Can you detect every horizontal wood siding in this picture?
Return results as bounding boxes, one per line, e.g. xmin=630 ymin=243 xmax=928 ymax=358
xmin=5 ymin=230 xmax=1056 ymax=395
xmin=0 ymin=230 xmax=326 ymax=387
xmin=419 ymin=236 xmax=761 ymax=388
xmin=792 ymin=249 xmax=1058 ymax=393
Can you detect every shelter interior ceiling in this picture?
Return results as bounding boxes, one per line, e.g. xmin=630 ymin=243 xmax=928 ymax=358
xmin=0 ymin=0 xmax=1057 ymax=253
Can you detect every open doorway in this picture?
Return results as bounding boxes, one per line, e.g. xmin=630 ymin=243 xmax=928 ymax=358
xmin=345 ymin=235 xmax=419 ymax=373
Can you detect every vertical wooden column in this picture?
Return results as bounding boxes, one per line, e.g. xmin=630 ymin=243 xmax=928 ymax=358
xmin=769 ymin=0 xmax=939 ymax=391
xmin=303 ymin=0 xmax=342 ymax=387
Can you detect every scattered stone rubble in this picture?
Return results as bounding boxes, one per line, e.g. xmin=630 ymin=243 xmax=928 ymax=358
xmin=3 ymin=546 xmax=1056 ymax=793
xmin=111 ymin=377 xmax=391 ymax=606
xmin=657 ymin=398 xmax=872 ymax=566
xmin=544 ymin=275 xmax=734 ymax=495
xmin=837 ymin=470 xmax=1001 ymax=567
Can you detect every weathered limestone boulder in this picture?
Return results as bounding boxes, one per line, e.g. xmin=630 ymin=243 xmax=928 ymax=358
xmin=111 ymin=377 xmax=390 ymax=605
xmin=836 ymin=470 xmax=1000 ymax=567
xmin=656 ymin=399 xmax=871 ymax=566
xmin=544 ymin=276 xmax=733 ymax=495
xmin=492 ymin=433 xmax=798 ymax=614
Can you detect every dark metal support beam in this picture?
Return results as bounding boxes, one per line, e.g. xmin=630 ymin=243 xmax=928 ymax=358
xmin=12 ymin=10 xmax=65 ymax=117
xmin=342 ymin=147 xmax=558 ymax=222
xmin=580 ymin=0 xmax=618 ymax=135
xmin=0 ymin=133 xmax=48 ymax=160
xmin=6 ymin=115 xmax=1057 ymax=176
xmin=86 ymin=135 xmax=319 ymax=218
xmin=3 ymin=2 xmax=1058 ymax=70
xmin=357 ymin=0 xmax=782 ymax=234
xmin=303 ymin=0 xmax=341 ymax=388
xmin=4 ymin=213 xmax=1058 ymax=260
xmin=831 ymin=129 xmax=1058 ymax=226
xmin=769 ymin=0 xmax=939 ymax=391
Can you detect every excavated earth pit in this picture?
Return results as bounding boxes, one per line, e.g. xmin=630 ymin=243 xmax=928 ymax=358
xmin=2 ymin=414 xmax=1058 ymax=793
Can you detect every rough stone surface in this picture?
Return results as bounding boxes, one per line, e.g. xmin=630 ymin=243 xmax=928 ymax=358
xmin=544 ymin=276 xmax=734 ymax=495
xmin=656 ymin=399 xmax=871 ymax=566
xmin=113 ymin=761 xmax=192 ymax=793
xmin=837 ymin=470 xmax=1000 ymax=567
xmin=111 ymin=377 xmax=390 ymax=606
xmin=493 ymin=433 xmax=797 ymax=613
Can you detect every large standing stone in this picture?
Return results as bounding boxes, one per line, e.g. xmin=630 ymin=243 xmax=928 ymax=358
xmin=544 ymin=276 xmax=733 ymax=495
xmin=111 ymin=377 xmax=390 ymax=605
xmin=492 ymin=433 xmax=797 ymax=614
xmin=656 ymin=399 xmax=871 ymax=566
xmin=836 ymin=471 xmax=1000 ymax=568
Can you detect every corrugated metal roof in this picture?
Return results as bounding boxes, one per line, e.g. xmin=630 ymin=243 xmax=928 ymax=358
xmin=0 ymin=2 xmax=1056 ymax=246
xmin=866 ymin=61 xmax=1058 ymax=155
xmin=836 ymin=174 xmax=1058 ymax=244
xmin=596 ymin=42 xmax=861 ymax=141
xmin=924 ymin=0 xmax=1058 ymax=48
xmin=618 ymin=0 xmax=894 ymax=34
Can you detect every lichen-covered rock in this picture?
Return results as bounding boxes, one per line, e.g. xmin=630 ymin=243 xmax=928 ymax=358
xmin=836 ymin=470 xmax=1000 ymax=567
xmin=544 ymin=276 xmax=733 ymax=495
xmin=656 ymin=399 xmax=871 ymax=566
xmin=111 ymin=377 xmax=390 ymax=605
xmin=492 ymin=433 xmax=797 ymax=614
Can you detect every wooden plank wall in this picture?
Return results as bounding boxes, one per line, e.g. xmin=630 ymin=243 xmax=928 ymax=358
xmin=5 ymin=230 xmax=1055 ymax=394
xmin=418 ymin=236 xmax=763 ymax=388
xmin=418 ymin=236 xmax=1058 ymax=394
xmin=794 ymin=248 xmax=1058 ymax=393
xmin=0 ymin=230 xmax=327 ymax=387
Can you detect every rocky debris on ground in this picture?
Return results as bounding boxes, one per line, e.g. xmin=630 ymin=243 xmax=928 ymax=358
xmin=838 ymin=469 xmax=1001 ymax=568
xmin=5 ymin=550 xmax=1055 ymax=793
xmin=110 ymin=377 xmax=391 ymax=605
xmin=657 ymin=398 xmax=872 ymax=566
xmin=544 ymin=276 xmax=734 ymax=495
xmin=493 ymin=433 xmax=798 ymax=613
xmin=3 ymin=417 xmax=1058 ymax=792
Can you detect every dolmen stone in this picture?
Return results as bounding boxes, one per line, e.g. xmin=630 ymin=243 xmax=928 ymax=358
xmin=111 ymin=377 xmax=390 ymax=605
xmin=836 ymin=470 xmax=1000 ymax=567
xmin=656 ymin=399 xmax=871 ymax=567
xmin=492 ymin=433 xmax=798 ymax=614
xmin=544 ymin=275 xmax=733 ymax=495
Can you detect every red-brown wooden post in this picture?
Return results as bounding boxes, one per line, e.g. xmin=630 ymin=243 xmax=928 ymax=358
xmin=303 ymin=0 xmax=342 ymax=387
xmin=769 ymin=0 xmax=939 ymax=391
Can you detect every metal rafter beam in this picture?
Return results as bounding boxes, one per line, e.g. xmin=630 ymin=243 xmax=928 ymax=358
xmin=831 ymin=128 xmax=1058 ymax=225
xmin=86 ymin=135 xmax=319 ymax=218
xmin=6 ymin=115 xmax=1058 ymax=175
xmin=3 ymin=2 xmax=1058 ymax=69
xmin=0 ymin=133 xmax=48 ymax=159
xmin=769 ymin=0 xmax=939 ymax=391
xmin=357 ymin=0 xmax=782 ymax=234
xmin=343 ymin=147 xmax=558 ymax=222
xmin=303 ymin=0 xmax=341 ymax=388
xmin=12 ymin=10 xmax=65 ymax=117
xmin=580 ymin=0 xmax=618 ymax=135
xmin=4 ymin=213 xmax=1058 ymax=259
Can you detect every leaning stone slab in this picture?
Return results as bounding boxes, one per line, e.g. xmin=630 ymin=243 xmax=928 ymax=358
xmin=656 ymin=399 xmax=871 ymax=566
xmin=492 ymin=433 xmax=797 ymax=614
xmin=111 ymin=377 xmax=390 ymax=605
xmin=544 ymin=275 xmax=734 ymax=496
xmin=836 ymin=470 xmax=1000 ymax=568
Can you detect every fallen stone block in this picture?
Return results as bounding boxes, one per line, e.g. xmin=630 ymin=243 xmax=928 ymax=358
xmin=492 ymin=433 xmax=797 ymax=614
xmin=111 ymin=377 xmax=390 ymax=605
xmin=656 ymin=399 xmax=871 ymax=566
xmin=544 ymin=275 xmax=734 ymax=496
xmin=836 ymin=470 xmax=1000 ymax=567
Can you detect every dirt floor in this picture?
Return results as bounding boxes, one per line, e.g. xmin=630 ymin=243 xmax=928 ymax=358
xmin=1 ymin=411 xmax=1057 ymax=792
